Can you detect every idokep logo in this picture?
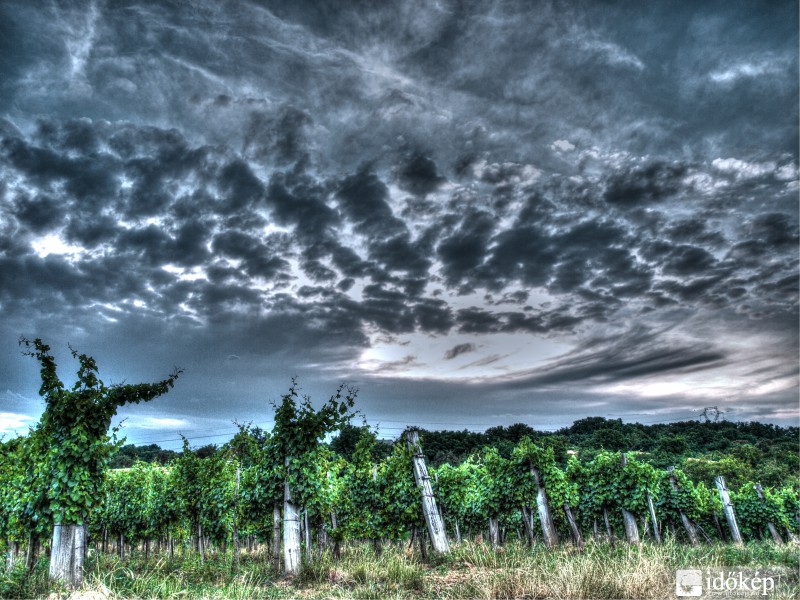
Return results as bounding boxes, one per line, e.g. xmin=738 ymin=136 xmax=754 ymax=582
xmin=676 ymin=569 xmax=703 ymax=597
xmin=675 ymin=567 xmax=792 ymax=598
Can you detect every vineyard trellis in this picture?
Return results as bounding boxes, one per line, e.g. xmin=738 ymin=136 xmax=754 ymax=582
xmin=2 ymin=342 xmax=799 ymax=588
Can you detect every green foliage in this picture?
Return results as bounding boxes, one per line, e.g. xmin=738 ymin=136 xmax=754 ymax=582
xmin=680 ymin=456 xmax=753 ymax=491
xmin=19 ymin=338 xmax=180 ymax=525
xmin=731 ymin=483 xmax=797 ymax=540
xmin=375 ymin=441 xmax=421 ymax=539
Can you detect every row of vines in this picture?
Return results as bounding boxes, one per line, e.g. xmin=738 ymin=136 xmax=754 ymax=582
xmin=3 ymin=422 xmax=798 ymax=573
xmin=1 ymin=339 xmax=798 ymax=588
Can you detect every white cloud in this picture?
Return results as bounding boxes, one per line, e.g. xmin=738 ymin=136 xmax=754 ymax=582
xmin=579 ymin=37 xmax=645 ymax=71
xmin=0 ymin=412 xmax=36 ymax=437
xmin=126 ymin=416 xmax=189 ymax=430
xmin=31 ymin=233 xmax=86 ymax=259
xmin=551 ymin=139 xmax=575 ymax=152
xmin=711 ymin=157 xmax=776 ymax=180
xmin=709 ymin=55 xmax=784 ymax=84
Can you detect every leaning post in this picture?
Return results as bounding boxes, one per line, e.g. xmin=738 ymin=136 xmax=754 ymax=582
xmin=406 ymin=429 xmax=450 ymax=554
xmin=715 ymin=476 xmax=743 ymax=545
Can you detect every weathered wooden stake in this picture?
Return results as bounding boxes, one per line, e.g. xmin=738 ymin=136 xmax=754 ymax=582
xmin=25 ymin=534 xmax=36 ymax=571
xmin=530 ymin=466 xmax=559 ymax=549
xmin=6 ymin=540 xmax=16 ymax=573
xmin=564 ymin=504 xmax=584 ymax=548
xmin=646 ymin=491 xmax=661 ymax=544
xmin=406 ymin=430 xmax=450 ymax=554
xmin=521 ymin=506 xmax=534 ymax=546
xmin=667 ymin=466 xmax=698 ymax=546
xmin=271 ymin=504 xmax=281 ymax=571
xmin=233 ymin=466 xmax=240 ymax=564
xmin=602 ymin=505 xmax=615 ymax=546
xmin=198 ymin=523 xmax=205 ymax=564
xmin=755 ymin=484 xmax=784 ymax=545
xmin=488 ymin=516 xmax=500 ymax=549
xmin=619 ymin=454 xmax=640 ymax=544
xmin=304 ymin=508 xmax=312 ymax=560
xmin=50 ymin=523 xmax=85 ymax=587
xmin=331 ymin=509 xmax=341 ymax=558
xmin=715 ymin=476 xmax=743 ymax=545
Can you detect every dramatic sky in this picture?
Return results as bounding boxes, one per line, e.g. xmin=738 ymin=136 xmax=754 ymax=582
xmin=1 ymin=0 xmax=798 ymax=449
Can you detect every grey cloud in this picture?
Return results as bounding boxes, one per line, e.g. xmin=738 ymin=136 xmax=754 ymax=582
xmin=500 ymin=326 xmax=728 ymax=389
xmin=396 ymin=154 xmax=445 ymax=196
xmin=604 ymin=161 xmax=688 ymax=206
xmin=444 ymin=343 xmax=476 ymax=360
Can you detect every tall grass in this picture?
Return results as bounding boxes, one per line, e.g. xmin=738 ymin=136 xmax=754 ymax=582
xmin=3 ymin=538 xmax=797 ymax=598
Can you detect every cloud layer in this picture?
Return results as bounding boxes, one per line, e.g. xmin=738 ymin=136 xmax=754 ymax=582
xmin=0 ymin=0 xmax=796 ymax=444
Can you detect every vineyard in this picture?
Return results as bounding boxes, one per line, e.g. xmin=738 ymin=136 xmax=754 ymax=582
xmin=1 ymin=340 xmax=799 ymax=598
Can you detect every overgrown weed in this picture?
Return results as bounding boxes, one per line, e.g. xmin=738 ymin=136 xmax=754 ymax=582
xmin=6 ymin=538 xmax=798 ymax=598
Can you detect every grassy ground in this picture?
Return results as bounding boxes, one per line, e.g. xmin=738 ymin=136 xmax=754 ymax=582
xmin=3 ymin=537 xmax=798 ymax=599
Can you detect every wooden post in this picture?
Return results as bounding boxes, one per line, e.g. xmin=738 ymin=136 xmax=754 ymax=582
xmin=198 ymin=523 xmax=205 ymax=564
xmin=755 ymin=484 xmax=784 ymax=545
xmin=49 ymin=523 xmax=85 ymax=588
xmin=530 ymin=466 xmax=559 ymax=549
xmin=303 ymin=508 xmax=312 ymax=560
xmin=646 ymin=491 xmax=661 ymax=544
xmin=283 ymin=454 xmax=302 ymax=574
xmin=372 ymin=464 xmax=384 ymax=554
xmin=602 ymin=505 xmax=615 ymax=546
xmin=272 ymin=504 xmax=281 ymax=572
xmin=233 ymin=466 xmax=240 ymax=564
xmin=418 ymin=526 xmax=428 ymax=561
xmin=488 ymin=516 xmax=500 ymax=549
xmin=715 ymin=476 xmax=743 ymax=545
xmin=619 ymin=454 xmax=640 ymax=544
xmin=406 ymin=430 xmax=450 ymax=554
xmin=564 ymin=505 xmax=584 ymax=548
xmin=667 ymin=466 xmax=698 ymax=546
xmin=6 ymin=540 xmax=16 ymax=573
xmin=521 ymin=506 xmax=534 ymax=546
xmin=25 ymin=534 xmax=36 ymax=571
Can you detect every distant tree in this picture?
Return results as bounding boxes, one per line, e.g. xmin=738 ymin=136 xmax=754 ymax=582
xmin=652 ymin=435 xmax=690 ymax=466
xmin=568 ymin=417 xmax=617 ymax=436
xmin=330 ymin=423 xmax=367 ymax=461
xmin=194 ymin=444 xmax=218 ymax=459
xmin=591 ymin=427 xmax=628 ymax=451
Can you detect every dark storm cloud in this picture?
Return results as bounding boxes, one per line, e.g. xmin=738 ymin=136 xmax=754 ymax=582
xmin=336 ymin=168 xmax=405 ymax=238
xmin=0 ymin=0 xmax=797 ymax=436
xmin=604 ymin=161 xmax=688 ymax=206
xmin=396 ymin=154 xmax=445 ymax=196
xmin=437 ymin=209 xmax=496 ymax=287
